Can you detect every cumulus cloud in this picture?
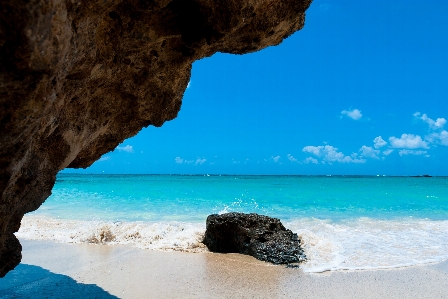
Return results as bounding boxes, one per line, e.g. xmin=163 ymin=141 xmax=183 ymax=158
xmin=382 ymin=149 xmax=394 ymax=156
xmin=302 ymin=145 xmax=365 ymax=164
xmin=435 ymin=119 xmax=446 ymax=128
xmin=414 ymin=112 xmax=446 ymax=130
xmin=303 ymin=157 xmax=319 ymax=164
xmin=426 ymin=130 xmax=448 ymax=146
xmin=440 ymin=130 xmax=448 ymax=146
xmin=287 ymin=154 xmax=298 ymax=163
xmin=187 ymin=81 xmax=191 ymax=88
xmin=99 ymin=156 xmax=111 ymax=162
xmin=341 ymin=109 xmax=363 ymax=120
xmin=271 ymin=156 xmax=281 ymax=163
xmin=302 ymin=146 xmax=322 ymax=156
xmin=398 ymin=150 xmax=428 ymax=157
xmin=373 ymin=136 xmax=387 ymax=148
xmin=389 ymin=134 xmax=429 ymax=149
xmin=359 ymin=146 xmax=380 ymax=159
xmin=116 ymin=145 xmax=134 ymax=153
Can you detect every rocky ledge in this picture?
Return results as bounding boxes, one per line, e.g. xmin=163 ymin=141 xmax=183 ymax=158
xmin=203 ymin=213 xmax=306 ymax=265
xmin=0 ymin=0 xmax=311 ymax=277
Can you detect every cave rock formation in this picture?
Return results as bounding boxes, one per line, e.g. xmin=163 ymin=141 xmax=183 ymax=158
xmin=0 ymin=0 xmax=311 ymax=276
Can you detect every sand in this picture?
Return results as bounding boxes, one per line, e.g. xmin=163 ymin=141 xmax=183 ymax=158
xmin=1 ymin=240 xmax=447 ymax=299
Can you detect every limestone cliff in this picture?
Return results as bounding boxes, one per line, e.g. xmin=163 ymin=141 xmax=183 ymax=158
xmin=0 ymin=0 xmax=311 ymax=277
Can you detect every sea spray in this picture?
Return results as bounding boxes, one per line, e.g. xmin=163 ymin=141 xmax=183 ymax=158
xmin=17 ymin=215 xmax=206 ymax=252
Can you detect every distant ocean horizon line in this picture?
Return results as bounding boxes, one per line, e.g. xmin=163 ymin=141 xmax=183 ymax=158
xmin=58 ymin=173 xmax=446 ymax=177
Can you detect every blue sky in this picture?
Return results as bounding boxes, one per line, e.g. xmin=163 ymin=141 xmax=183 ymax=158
xmin=64 ymin=0 xmax=448 ymax=175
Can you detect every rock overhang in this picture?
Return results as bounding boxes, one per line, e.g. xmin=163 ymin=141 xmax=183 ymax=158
xmin=0 ymin=0 xmax=312 ymax=277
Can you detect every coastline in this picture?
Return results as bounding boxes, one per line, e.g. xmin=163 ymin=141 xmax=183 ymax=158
xmin=17 ymin=214 xmax=448 ymax=273
xmin=1 ymin=240 xmax=447 ymax=299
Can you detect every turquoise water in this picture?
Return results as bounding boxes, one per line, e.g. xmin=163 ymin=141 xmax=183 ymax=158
xmin=35 ymin=174 xmax=448 ymax=222
xmin=18 ymin=174 xmax=448 ymax=272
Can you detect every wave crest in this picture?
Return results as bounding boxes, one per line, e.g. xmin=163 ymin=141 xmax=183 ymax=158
xmin=17 ymin=215 xmax=207 ymax=252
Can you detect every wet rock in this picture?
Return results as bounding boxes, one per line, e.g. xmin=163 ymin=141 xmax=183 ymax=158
xmin=203 ymin=213 xmax=306 ymax=265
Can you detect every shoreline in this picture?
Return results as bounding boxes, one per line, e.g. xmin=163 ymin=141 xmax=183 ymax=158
xmin=17 ymin=214 xmax=448 ymax=273
xmin=1 ymin=240 xmax=447 ymax=298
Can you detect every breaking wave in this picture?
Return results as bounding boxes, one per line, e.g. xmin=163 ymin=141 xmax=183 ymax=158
xmin=17 ymin=215 xmax=206 ymax=252
xmin=17 ymin=215 xmax=448 ymax=272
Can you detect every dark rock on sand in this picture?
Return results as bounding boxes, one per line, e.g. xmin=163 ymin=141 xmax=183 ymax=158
xmin=0 ymin=0 xmax=312 ymax=277
xmin=203 ymin=213 xmax=306 ymax=265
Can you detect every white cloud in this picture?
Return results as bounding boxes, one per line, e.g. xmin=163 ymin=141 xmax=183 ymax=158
xmin=287 ymin=154 xmax=298 ymax=163
xmin=303 ymin=157 xmax=319 ymax=164
xmin=425 ymin=133 xmax=438 ymax=144
xmin=302 ymin=145 xmax=365 ymax=164
xmin=99 ymin=156 xmax=111 ymax=162
xmin=373 ymin=136 xmax=387 ymax=148
xmin=175 ymin=157 xmax=188 ymax=164
xmin=175 ymin=157 xmax=206 ymax=165
xmin=398 ymin=150 xmax=428 ymax=157
xmin=195 ymin=158 xmax=206 ymax=165
xmin=414 ymin=112 xmax=446 ymax=130
xmin=389 ymin=134 xmax=429 ymax=149
xmin=302 ymin=146 xmax=322 ymax=156
xmin=116 ymin=145 xmax=134 ymax=153
xmin=359 ymin=145 xmax=380 ymax=159
xmin=440 ymin=130 xmax=448 ymax=146
xmin=382 ymin=149 xmax=394 ymax=156
xmin=341 ymin=109 xmax=362 ymax=120
xmin=435 ymin=118 xmax=446 ymax=128
xmin=271 ymin=156 xmax=281 ymax=163
xmin=427 ymin=130 xmax=448 ymax=146
xmin=187 ymin=81 xmax=191 ymax=88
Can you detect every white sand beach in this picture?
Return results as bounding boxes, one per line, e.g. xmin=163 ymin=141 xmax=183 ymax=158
xmin=1 ymin=239 xmax=447 ymax=298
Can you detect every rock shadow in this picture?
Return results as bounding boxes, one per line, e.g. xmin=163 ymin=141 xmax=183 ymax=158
xmin=0 ymin=264 xmax=119 ymax=299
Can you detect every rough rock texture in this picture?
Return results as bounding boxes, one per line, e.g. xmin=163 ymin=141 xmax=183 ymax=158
xmin=0 ymin=0 xmax=312 ymax=277
xmin=203 ymin=213 xmax=306 ymax=265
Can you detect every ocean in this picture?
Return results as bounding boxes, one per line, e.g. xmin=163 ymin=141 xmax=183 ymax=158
xmin=17 ymin=174 xmax=448 ymax=273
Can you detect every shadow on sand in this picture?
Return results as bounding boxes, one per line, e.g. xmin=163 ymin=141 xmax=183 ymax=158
xmin=0 ymin=264 xmax=119 ymax=299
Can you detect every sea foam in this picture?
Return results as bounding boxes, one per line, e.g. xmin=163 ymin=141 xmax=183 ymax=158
xmin=17 ymin=215 xmax=206 ymax=252
xmin=16 ymin=215 xmax=448 ymax=273
xmin=287 ymin=218 xmax=448 ymax=272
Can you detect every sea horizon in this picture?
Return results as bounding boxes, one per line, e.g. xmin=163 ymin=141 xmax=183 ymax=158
xmin=59 ymin=173 xmax=448 ymax=177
